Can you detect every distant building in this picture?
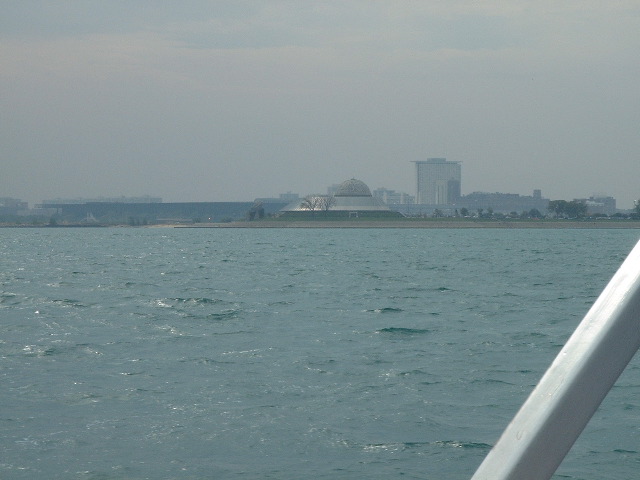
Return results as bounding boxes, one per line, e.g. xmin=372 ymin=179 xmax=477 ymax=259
xmin=41 ymin=195 xmax=162 ymax=205
xmin=372 ymin=187 xmax=415 ymax=205
xmin=576 ymin=196 xmax=617 ymax=216
xmin=279 ymin=192 xmax=300 ymax=203
xmin=38 ymin=201 xmax=287 ymax=224
xmin=255 ymin=192 xmax=301 ymax=204
xmin=389 ymin=189 xmax=549 ymax=216
xmin=414 ymin=158 xmax=461 ymax=205
xmin=326 ymin=184 xmax=341 ymax=196
xmin=461 ymin=191 xmax=549 ymax=214
xmin=0 ymin=197 xmax=28 ymax=215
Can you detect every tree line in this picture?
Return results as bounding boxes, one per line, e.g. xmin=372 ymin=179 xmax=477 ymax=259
xmin=547 ymin=200 xmax=588 ymax=218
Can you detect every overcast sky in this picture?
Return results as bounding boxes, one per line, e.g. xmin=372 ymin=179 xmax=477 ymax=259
xmin=2 ymin=1 xmax=639 ymax=208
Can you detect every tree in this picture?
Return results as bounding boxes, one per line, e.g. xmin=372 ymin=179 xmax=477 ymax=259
xmin=246 ymin=201 xmax=265 ymax=221
xmin=565 ymin=200 xmax=587 ymax=218
xmin=316 ymin=195 xmax=336 ymax=214
xmin=548 ymin=199 xmax=587 ymax=218
xmin=529 ymin=208 xmax=542 ymax=219
xmin=460 ymin=207 xmax=469 ymax=217
xmin=548 ymin=200 xmax=568 ymax=217
xmin=635 ymin=199 xmax=640 ymax=216
xmin=300 ymin=196 xmax=321 ymax=216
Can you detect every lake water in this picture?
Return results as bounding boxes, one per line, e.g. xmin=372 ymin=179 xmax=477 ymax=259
xmin=2 ymin=227 xmax=640 ymax=479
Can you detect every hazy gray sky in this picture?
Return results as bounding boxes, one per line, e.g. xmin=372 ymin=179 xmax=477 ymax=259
xmin=2 ymin=1 xmax=639 ymax=207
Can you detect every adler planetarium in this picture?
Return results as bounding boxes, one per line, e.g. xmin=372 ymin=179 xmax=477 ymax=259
xmin=280 ymin=178 xmax=401 ymax=218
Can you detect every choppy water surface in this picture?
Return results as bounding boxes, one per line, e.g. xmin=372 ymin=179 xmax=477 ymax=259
xmin=1 ymin=227 xmax=640 ymax=479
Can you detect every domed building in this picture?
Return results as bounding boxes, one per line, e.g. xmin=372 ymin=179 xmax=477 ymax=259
xmin=334 ymin=178 xmax=373 ymax=197
xmin=280 ymin=178 xmax=401 ymax=218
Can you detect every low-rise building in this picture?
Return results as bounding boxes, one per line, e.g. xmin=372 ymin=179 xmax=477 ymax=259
xmin=460 ymin=191 xmax=549 ymax=214
xmin=372 ymin=188 xmax=415 ymax=205
xmin=0 ymin=197 xmax=28 ymax=215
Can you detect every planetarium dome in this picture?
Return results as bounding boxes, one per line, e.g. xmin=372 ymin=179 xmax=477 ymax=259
xmin=334 ymin=178 xmax=372 ymax=197
xmin=279 ymin=177 xmax=401 ymax=217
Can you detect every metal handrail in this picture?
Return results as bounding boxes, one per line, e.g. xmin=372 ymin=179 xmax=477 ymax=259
xmin=471 ymin=238 xmax=640 ymax=480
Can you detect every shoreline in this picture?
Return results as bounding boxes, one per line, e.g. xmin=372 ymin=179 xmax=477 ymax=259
xmin=176 ymin=220 xmax=640 ymax=229
xmin=3 ymin=220 xmax=640 ymax=229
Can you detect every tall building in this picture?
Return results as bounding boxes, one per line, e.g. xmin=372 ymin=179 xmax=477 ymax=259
xmin=414 ymin=158 xmax=461 ymax=205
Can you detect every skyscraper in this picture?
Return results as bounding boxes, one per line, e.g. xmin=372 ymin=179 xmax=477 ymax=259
xmin=414 ymin=158 xmax=461 ymax=205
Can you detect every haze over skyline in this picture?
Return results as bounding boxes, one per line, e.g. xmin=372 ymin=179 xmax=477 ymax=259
xmin=2 ymin=1 xmax=639 ymax=208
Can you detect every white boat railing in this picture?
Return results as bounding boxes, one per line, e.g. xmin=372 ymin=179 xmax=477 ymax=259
xmin=471 ymin=238 xmax=640 ymax=480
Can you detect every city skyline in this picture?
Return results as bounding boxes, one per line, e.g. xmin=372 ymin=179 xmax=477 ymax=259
xmin=1 ymin=176 xmax=623 ymax=214
xmin=6 ymin=159 xmax=625 ymax=213
xmin=2 ymin=2 xmax=639 ymax=208
xmin=0 ymin=158 xmax=630 ymax=210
